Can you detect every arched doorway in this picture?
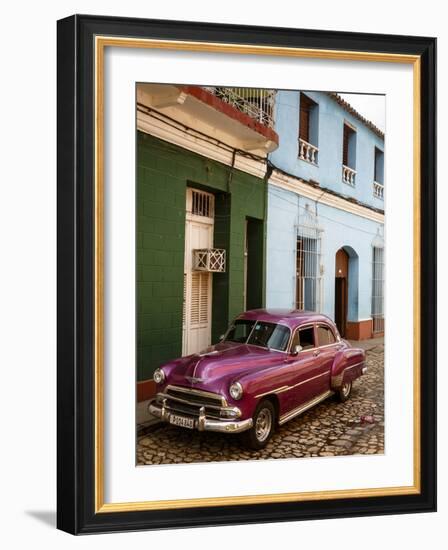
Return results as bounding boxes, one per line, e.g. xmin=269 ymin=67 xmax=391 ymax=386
xmin=335 ymin=248 xmax=349 ymax=336
xmin=334 ymin=246 xmax=359 ymax=337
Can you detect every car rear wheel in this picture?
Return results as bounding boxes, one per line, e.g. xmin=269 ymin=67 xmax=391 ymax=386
xmin=337 ymin=381 xmax=352 ymax=402
xmin=241 ymin=399 xmax=275 ymax=450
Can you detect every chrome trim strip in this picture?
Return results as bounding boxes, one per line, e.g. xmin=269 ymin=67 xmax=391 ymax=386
xmin=345 ymin=361 xmax=364 ymax=371
xmin=316 ymin=342 xmax=340 ymax=350
xmin=255 ymin=370 xmax=330 ymax=399
xmin=279 ymin=390 xmax=333 ymax=425
xmin=255 ymin=385 xmax=290 ymax=399
xmin=192 ymin=357 xmax=202 ymax=380
xmin=287 ymin=370 xmax=330 ymax=390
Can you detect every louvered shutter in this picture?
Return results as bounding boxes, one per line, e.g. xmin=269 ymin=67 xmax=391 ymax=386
xmin=299 ymin=103 xmax=310 ymax=142
xmin=343 ymin=125 xmax=350 ymax=166
xmin=190 ymin=272 xmax=210 ymax=326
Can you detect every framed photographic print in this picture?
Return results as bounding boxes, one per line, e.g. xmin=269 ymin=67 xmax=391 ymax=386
xmin=57 ymin=14 xmax=436 ymax=534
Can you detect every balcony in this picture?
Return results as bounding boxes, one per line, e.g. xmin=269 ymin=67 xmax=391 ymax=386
xmin=373 ymin=181 xmax=384 ymax=200
xmin=203 ymin=87 xmax=276 ymax=129
xmin=342 ymin=165 xmax=356 ymax=187
xmin=298 ymin=138 xmax=319 ymax=165
xmin=137 ymin=84 xmax=279 ymax=155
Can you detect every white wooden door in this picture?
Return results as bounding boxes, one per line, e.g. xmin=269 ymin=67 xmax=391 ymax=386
xmin=182 ymin=189 xmax=214 ymax=356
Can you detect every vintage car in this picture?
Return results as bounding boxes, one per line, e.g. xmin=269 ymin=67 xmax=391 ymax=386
xmin=149 ymin=309 xmax=367 ymax=449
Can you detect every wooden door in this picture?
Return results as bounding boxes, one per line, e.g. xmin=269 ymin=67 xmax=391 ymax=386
xmin=335 ymin=248 xmax=349 ymax=337
xmin=182 ymin=189 xmax=214 ymax=356
xmin=334 ymin=278 xmax=347 ymax=337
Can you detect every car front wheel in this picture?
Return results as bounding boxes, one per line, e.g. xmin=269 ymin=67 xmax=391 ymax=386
xmin=241 ymin=399 xmax=275 ymax=450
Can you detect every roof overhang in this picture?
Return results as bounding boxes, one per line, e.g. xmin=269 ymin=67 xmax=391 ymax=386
xmin=137 ymin=84 xmax=279 ymax=156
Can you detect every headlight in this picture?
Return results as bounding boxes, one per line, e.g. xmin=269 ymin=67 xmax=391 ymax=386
xmin=153 ymin=368 xmax=165 ymax=384
xmin=229 ymin=382 xmax=243 ymax=400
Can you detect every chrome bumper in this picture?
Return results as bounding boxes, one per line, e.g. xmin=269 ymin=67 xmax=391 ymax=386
xmin=362 ymin=366 xmax=368 ymax=374
xmin=149 ymin=402 xmax=253 ymax=434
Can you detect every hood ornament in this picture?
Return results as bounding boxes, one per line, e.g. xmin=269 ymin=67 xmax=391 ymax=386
xmin=185 ymin=376 xmax=205 ymax=384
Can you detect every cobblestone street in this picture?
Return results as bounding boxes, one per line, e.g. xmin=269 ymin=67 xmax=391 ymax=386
xmin=137 ymin=343 xmax=384 ymax=465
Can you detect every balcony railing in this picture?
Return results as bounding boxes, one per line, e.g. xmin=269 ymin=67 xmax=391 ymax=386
xmin=373 ymin=181 xmax=384 ymax=200
xmin=298 ymin=138 xmax=319 ymax=165
xmin=342 ymin=164 xmax=356 ymax=186
xmin=203 ymin=87 xmax=276 ymax=129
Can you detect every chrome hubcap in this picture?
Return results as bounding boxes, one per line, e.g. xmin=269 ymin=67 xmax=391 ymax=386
xmin=342 ymin=382 xmax=351 ymax=397
xmin=255 ymin=408 xmax=272 ymax=442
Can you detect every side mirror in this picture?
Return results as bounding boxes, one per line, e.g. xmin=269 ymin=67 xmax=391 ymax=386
xmin=291 ymin=344 xmax=303 ymax=356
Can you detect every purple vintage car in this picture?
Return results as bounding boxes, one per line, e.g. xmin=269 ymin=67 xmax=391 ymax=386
xmin=149 ymin=309 xmax=367 ymax=449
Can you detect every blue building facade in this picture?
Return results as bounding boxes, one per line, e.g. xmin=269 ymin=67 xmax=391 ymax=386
xmin=267 ymin=91 xmax=385 ymax=339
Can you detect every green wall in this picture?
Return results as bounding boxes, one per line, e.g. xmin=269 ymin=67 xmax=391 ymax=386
xmin=137 ymin=132 xmax=266 ymax=381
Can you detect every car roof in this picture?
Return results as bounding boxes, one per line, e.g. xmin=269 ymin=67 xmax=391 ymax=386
xmin=236 ymin=309 xmax=336 ymax=330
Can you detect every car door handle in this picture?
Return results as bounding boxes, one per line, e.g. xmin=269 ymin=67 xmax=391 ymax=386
xmin=313 ymin=350 xmax=320 ymax=357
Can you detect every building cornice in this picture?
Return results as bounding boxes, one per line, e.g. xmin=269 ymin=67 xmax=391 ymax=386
xmin=137 ymin=108 xmax=384 ymax=225
xmin=137 ymin=108 xmax=267 ymax=179
xmin=269 ymin=171 xmax=384 ymax=224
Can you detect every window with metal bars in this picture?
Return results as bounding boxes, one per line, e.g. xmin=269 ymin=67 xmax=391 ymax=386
xmin=189 ymin=188 xmax=214 ymax=218
xmin=296 ymin=233 xmax=322 ymax=312
xmin=372 ymin=246 xmax=385 ymax=333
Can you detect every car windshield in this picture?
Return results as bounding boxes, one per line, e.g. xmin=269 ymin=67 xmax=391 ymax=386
xmin=224 ymin=320 xmax=256 ymax=343
xmin=224 ymin=320 xmax=290 ymax=352
xmin=247 ymin=321 xmax=290 ymax=351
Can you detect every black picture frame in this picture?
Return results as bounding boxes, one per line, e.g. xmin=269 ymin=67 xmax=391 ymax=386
xmin=57 ymin=14 xmax=436 ymax=535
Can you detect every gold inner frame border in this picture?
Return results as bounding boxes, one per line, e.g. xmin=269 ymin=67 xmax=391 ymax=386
xmin=94 ymin=35 xmax=421 ymax=513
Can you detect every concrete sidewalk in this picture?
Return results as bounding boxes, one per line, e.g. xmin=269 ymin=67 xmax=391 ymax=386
xmin=137 ymin=399 xmax=160 ymax=435
xmin=347 ymin=336 xmax=384 ymax=351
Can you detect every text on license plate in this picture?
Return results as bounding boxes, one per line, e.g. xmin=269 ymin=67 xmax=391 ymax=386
xmin=169 ymin=414 xmax=195 ymax=429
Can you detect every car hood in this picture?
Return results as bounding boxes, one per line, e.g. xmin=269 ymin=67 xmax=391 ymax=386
xmin=165 ymin=341 xmax=283 ymax=394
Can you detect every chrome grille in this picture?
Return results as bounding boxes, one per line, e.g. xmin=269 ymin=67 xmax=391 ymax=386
xmin=157 ymin=385 xmax=226 ymax=419
xmin=166 ymin=386 xmax=225 ymax=407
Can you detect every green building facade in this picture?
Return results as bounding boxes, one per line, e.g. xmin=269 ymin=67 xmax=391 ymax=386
xmin=137 ymin=131 xmax=267 ymax=383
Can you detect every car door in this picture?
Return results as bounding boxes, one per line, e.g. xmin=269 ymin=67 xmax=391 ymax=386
xmin=314 ymin=323 xmax=341 ymax=394
xmin=284 ymin=324 xmax=327 ymax=411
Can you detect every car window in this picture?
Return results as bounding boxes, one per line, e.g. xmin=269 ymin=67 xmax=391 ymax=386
xmin=317 ymin=325 xmax=336 ymax=346
xmin=291 ymin=326 xmax=315 ymax=350
xmin=224 ymin=320 xmax=256 ymax=343
xmin=247 ymin=322 xmax=290 ymax=352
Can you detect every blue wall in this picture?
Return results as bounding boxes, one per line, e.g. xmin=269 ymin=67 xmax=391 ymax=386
xmin=266 ymin=185 xmax=384 ymax=323
xmin=270 ymin=91 xmax=385 ymax=210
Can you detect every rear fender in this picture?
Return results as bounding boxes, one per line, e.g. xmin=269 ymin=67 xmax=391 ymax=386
xmin=330 ymin=348 xmax=366 ymax=390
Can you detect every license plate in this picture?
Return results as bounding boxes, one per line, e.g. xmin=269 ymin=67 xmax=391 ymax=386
xmin=169 ymin=414 xmax=195 ymax=429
